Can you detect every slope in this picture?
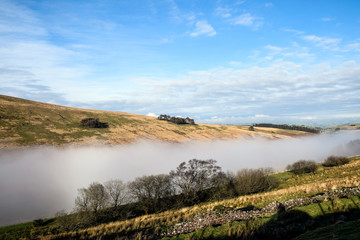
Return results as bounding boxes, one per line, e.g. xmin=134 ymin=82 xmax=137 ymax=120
xmin=1 ymin=156 xmax=359 ymax=240
xmin=0 ymin=95 xmax=302 ymax=148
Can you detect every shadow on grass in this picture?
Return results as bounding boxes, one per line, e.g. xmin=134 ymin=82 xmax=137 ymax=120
xmin=177 ymin=208 xmax=360 ymax=240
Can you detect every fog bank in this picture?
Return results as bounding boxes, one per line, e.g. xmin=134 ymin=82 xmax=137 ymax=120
xmin=0 ymin=131 xmax=359 ymax=226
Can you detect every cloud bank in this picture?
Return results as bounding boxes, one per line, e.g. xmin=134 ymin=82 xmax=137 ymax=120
xmin=0 ymin=131 xmax=359 ymax=226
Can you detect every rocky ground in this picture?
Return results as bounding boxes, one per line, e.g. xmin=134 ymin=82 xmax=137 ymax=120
xmin=164 ymin=186 xmax=360 ymax=237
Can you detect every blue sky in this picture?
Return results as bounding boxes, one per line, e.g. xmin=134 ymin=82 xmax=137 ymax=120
xmin=1 ymin=0 xmax=360 ymax=125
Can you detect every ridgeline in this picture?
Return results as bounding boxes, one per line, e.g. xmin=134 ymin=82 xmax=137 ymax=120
xmin=0 ymin=95 xmax=312 ymax=148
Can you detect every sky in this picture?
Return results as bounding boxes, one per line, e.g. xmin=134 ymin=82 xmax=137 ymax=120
xmin=1 ymin=0 xmax=360 ymax=125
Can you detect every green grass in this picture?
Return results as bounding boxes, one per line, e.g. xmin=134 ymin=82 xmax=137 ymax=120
xmin=0 ymin=218 xmax=55 ymax=240
xmin=293 ymin=196 xmax=360 ymax=217
xmin=294 ymin=219 xmax=360 ymax=240
xmin=163 ymin=196 xmax=360 ymax=240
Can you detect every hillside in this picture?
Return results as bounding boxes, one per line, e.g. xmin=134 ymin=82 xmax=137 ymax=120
xmin=0 ymin=95 xmax=309 ymax=148
xmin=1 ymin=156 xmax=359 ymax=239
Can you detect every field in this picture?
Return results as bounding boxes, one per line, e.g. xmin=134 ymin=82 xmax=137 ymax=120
xmin=0 ymin=95 xmax=307 ymax=149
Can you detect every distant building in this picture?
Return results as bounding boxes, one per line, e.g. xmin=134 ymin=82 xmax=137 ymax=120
xmin=158 ymin=114 xmax=195 ymax=125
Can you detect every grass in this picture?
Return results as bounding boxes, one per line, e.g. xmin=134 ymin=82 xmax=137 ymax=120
xmin=0 ymin=95 xmax=301 ymax=148
xmin=0 ymin=218 xmax=54 ymax=240
xmin=294 ymin=219 xmax=360 ymax=240
xmin=164 ymin=196 xmax=360 ymax=240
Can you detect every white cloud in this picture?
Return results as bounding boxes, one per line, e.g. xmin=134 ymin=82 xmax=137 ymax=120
xmin=303 ymin=35 xmax=341 ymax=49
xmin=215 ymin=7 xmax=232 ymax=18
xmin=190 ymin=20 xmax=216 ymax=37
xmin=346 ymin=41 xmax=360 ymax=52
xmin=281 ymin=28 xmax=304 ymax=35
xmin=290 ymin=116 xmax=317 ymax=120
xmin=254 ymin=114 xmax=270 ymax=118
xmin=230 ymin=13 xmax=263 ymax=29
xmin=321 ymin=17 xmax=335 ymax=22
xmin=265 ymin=45 xmax=285 ymax=52
xmin=146 ymin=112 xmax=157 ymax=117
xmin=0 ymin=0 xmax=47 ymax=36
xmin=231 ymin=13 xmax=254 ymax=26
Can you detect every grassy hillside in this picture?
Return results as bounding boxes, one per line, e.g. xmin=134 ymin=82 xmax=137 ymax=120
xmin=0 ymin=95 xmax=308 ymax=148
xmin=1 ymin=156 xmax=359 ymax=240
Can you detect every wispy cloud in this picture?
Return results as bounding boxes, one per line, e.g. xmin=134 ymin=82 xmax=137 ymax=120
xmin=0 ymin=0 xmax=46 ymax=37
xmin=190 ymin=20 xmax=216 ymax=37
xmin=102 ymin=59 xmax=360 ymax=123
xmin=282 ymin=28 xmax=305 ymax=35
xmin=264 ymin=2 xmax=273 ymax=8
xmin=346 ymin=40 xmax=360 ymax=52
xmin=230 ymin=13 xmax=263 ymax=29
xmin=303 ymin=35 xmax=342 ymax=49
xmin=321 ymin=17 xmax=335 ymax=22
xmin=215 ymin=7 xmax=232 ymax=18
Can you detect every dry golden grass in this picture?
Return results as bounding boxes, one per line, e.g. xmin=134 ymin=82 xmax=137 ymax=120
xmin=0 ymin=95 xmax=300 ymax=148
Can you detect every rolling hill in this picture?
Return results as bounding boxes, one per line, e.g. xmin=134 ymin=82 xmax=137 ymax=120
xmin=0 ymin=95 xmax=309 ymax=148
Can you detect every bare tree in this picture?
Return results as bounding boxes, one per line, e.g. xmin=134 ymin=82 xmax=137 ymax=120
xmin=75 ymin=182 xmax=109 ymax=213
xmin=75 ymin=188 xmax=90 ymax=212
xmin=104 ymin=179 xmax=127 ymax=208
xmin=128 ymin=174 xmax=174 ymax=213
xmin=169 ymin=159 xmax=223 ymax=200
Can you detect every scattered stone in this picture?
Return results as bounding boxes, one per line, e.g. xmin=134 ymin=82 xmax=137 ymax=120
xmin=163 ymin=186 xmax=360 ymax=237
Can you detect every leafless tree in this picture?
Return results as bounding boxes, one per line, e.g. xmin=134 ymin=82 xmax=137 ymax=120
xmin=75 ymin=188 xmax=90 ymax=212
xmin=169 ymin=159 xmax=223 ymax=200
xmin=128 ymin=174 xmax=174 ymax=213
xmin=75 ymin=182 xmax=109 ymax=213
xmin=104 ymin=179 xmax=127 ymax=207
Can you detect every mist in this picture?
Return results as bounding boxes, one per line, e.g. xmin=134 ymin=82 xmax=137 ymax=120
xmin=0 ymin=131 xmax=359 ymax=226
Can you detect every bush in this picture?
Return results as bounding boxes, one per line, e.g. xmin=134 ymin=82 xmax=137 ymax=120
xmin=233 ymin=168 xmax=279 ymax=195
xmin=80 ymin=118 xmax=108 ymax=128
xmin=287 ymin=160 xmax=317 ymax=175
xmin=322 ymin=156 xmax=349 ymax=167
xmin=32 ymin=219 xmax=45 ymax=227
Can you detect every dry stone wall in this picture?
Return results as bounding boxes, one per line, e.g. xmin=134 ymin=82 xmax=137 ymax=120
xmin=164 ymin=186 xmax=360 ymax=237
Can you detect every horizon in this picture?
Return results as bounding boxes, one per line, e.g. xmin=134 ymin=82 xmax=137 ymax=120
xmin=1 ymin=0 xmax=360 ymax=125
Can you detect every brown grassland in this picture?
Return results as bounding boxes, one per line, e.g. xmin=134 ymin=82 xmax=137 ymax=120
xmin=0 ymin=94 xmax=307 ymax=149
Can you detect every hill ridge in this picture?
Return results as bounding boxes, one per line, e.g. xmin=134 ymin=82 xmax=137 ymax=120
xmin=0 ymin=95 xmax=306 ymax=148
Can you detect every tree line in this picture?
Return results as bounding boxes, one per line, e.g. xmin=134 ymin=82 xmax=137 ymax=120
xmin=73 ymin=159 xmax=279 ymax=222
xmin=54 ymin=154 xmax=351 ymax=231
xmin=253 ymin=123 xmax=320 ymax=133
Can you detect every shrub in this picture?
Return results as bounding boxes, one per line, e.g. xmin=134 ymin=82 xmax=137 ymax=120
xmin=233 ymin=168 xmax=279 ymax=195
xmin=322 ymin=156 xmax=349 ymax=167
xmin=32 ymin=219 xmax=45 ymax=227
xmin=80 ymin=118 xmax=108 ymax=128
xmin=287 ymin=160 xmax=317 ymax=175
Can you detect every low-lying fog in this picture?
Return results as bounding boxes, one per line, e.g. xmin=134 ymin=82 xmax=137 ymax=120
xmin=0 ymin=131 xmax=360 ymax=226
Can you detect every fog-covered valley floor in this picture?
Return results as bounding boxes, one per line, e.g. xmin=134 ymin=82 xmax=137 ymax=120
xmin=0 ymin=131 xmax=359 ymax=226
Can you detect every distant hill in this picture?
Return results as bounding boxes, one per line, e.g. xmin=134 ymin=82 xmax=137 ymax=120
xmin=0 ymin=95 xmax=311 ymax=148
